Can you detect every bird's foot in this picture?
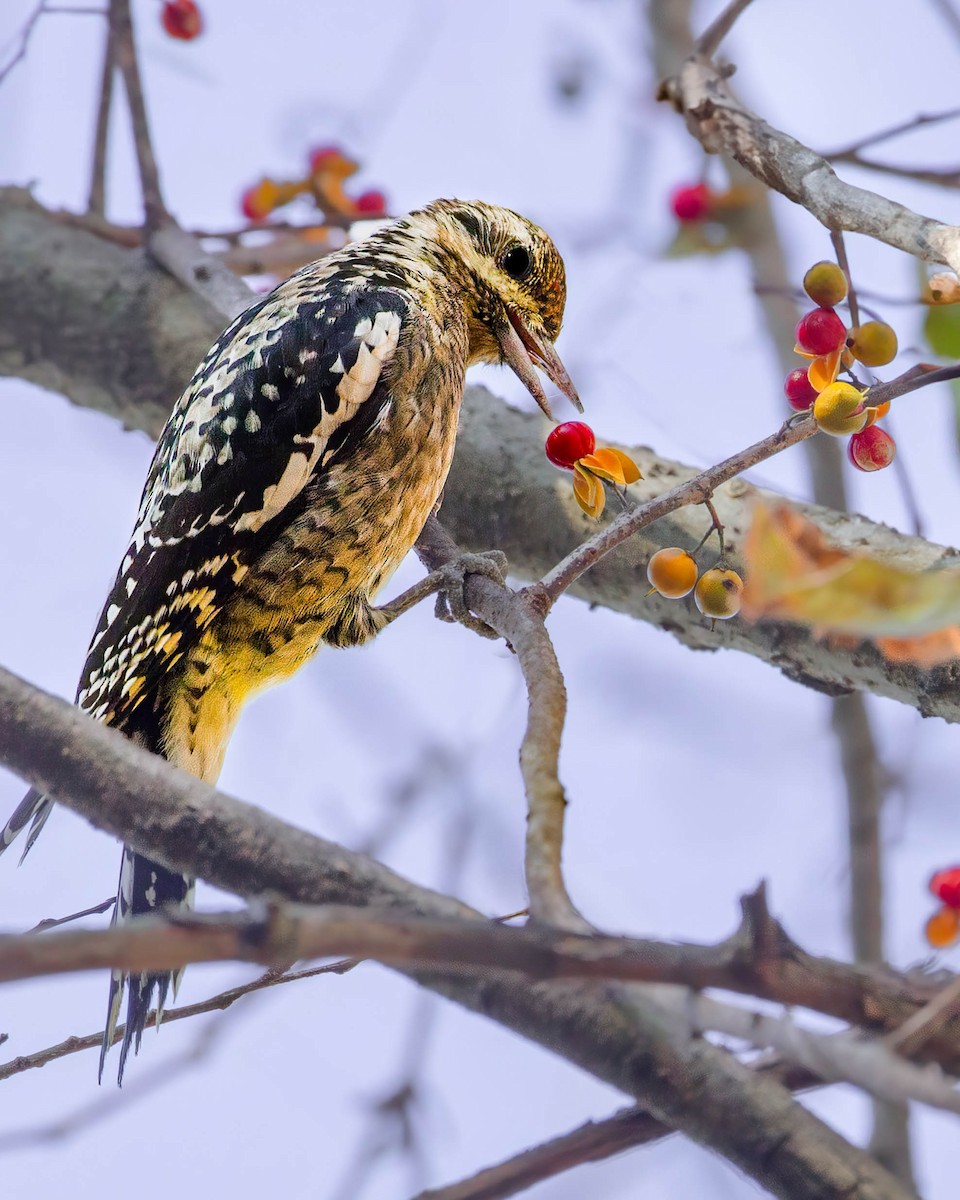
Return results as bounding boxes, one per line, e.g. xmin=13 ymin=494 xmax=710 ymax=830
xmin=432 ymin=550 xmax=507 ymax=639
xmin=378 ymin=551 xmax=508 ymax=639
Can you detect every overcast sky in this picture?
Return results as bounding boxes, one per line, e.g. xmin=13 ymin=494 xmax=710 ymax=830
xmin=2 ymin=1 xmax=959 ymax=1196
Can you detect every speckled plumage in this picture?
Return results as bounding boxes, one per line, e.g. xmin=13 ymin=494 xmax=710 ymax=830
xmin=1 ymin=198 xmax=575 ymax=1080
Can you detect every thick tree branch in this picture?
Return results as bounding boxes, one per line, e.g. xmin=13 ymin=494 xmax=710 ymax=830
xmin=3 ymin=187 xmax=957 ymax=722
xmin=0 ymin=665 xmax=919 ymax=1198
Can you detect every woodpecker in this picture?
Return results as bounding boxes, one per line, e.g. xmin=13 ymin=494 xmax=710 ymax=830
xmin=1 ymin=198 xmax=579 ymax=1080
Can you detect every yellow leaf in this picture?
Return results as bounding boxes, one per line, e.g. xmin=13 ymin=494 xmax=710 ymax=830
xmin=573 ymin=463 xmax=605 ymax=518
xmin=742 ymin=504 xmax=960 ymax=659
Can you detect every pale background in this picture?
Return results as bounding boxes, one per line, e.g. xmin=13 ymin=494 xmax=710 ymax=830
xmin=1 ymin=1 xmax=959 ymax=1196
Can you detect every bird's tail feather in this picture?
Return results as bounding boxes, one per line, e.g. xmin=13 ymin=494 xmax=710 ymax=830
xmin=100 ymin=844 xmax=195 ymax=1084
xmin=1 ymin=787 xmax=54 ymax=865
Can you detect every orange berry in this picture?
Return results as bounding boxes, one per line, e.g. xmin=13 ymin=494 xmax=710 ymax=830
xmin=813 ymin=382 xmax=868 ymax=436
xmin=849 ymin=322 xmax=898 ymax=368
xmin=925 ymin=905 xmax=960 ymax=949
xmin=647 ymin=548 xmax=699 ymax=599
xmin=803 ymin=261 xmax=847 ymax=308
xmin=694 ymin=568 xmax=744 ymax=619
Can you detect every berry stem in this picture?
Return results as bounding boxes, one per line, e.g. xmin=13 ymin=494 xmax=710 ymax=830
xmin=830 ymin=230 xmax=860 ymax=329
xmin=700 ymin=496 xmax=725 ymax=558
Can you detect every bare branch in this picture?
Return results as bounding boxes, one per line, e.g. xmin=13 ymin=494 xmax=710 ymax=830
xmin=0 ymin=960 xmax=355 ymax=1082
xmin=694 ymin=0 xmax=756 ymax=56
xmin=0 ymin=665 xmax=928 ymax=1198
xmin=659 ymin=53 xmax=960 ymax=271
xmin=87 ymin=20 xmax=115 ymax=217
xmin=413 ymin=518 xmax=586 ymax=931
xmin=689 ymin=992 xmax=960 ymax=1118
xmin=825 ymin=107 xmax=960 ymax=159
xmin=108 ymin=0 xmax=168 ymax=231
xmin=411 ymin=1106 xmax=668 ymax=1200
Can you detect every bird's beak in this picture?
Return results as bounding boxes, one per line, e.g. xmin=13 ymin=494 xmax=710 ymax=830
xmin=495 ymin=309 xmax=583 ymax=420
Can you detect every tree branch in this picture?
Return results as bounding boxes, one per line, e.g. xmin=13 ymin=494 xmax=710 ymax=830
xmin=3 ymin=186 xmax=960 ymax=723
xmin=0 ymin=664 xmax=920 ymax=1198
xmin=658 ymin=53 xmax=960 ymax=271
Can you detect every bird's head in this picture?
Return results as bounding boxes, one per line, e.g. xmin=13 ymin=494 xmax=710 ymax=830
xmin=409 ymin=199 xmax=581 ymax=419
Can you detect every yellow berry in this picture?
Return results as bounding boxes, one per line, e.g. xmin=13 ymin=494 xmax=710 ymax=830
xmin=803 ymin=261 xmax=847 ymax=308
xmin=647 ymin=548 xmax=699 ymax=599
xmin=849 ymin=322 xmax=898 ymax=368
xmin=813 ymin=381 xmax=868 ymax=436
xmin=694 ymin=568 xmax=744 ymax=619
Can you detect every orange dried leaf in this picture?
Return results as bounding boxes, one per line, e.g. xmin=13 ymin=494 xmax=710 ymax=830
xmin=742 ymin=503 xmax=960 ymax=659
xmin=875 ymin=629 xmax=960 ymax=668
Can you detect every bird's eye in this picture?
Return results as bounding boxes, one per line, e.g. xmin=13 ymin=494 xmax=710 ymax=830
xmin=501 ymin=245 xmax=532 ymax=280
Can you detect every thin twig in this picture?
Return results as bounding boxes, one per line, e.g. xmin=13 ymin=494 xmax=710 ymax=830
xmin=928 ymin=0 xmax=960 ymax=41
xmin=29 ymin=896 xmax=114 ymax=933
xmin=888 ymin=976 xmax=960 ymax=1056
xmin=825 ymin=107 xmax=960 ymax=159
xmin=830 ymin=229 xmax=861 ymax=330
xmin=108 ymin=0 xmax=169 ymax=231
xmin=411 ymin=1106 xmax=669 ymax=1200
xmin=694 ymin=0 xmax=756 ymax=56
xmin=826 ymin=154 xmax=960 ymax=190
xmin=0 ymin=959 xmax=355 ymax=1082
xmin=87 ymin=19 xmax=115 ymax=217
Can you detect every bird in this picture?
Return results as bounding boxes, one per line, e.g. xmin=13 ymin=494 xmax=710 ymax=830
xmin=0 ymin=198 xmax=580 ymax=1081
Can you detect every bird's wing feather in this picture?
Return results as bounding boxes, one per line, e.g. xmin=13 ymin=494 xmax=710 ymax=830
xmin=77 ymin=281 xmax=410 ymax=724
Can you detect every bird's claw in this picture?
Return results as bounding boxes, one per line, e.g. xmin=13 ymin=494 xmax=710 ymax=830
xmin=433 ymin=551 xmax=507 ymax=639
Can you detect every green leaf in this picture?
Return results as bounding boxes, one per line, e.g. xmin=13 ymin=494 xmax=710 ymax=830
xmin=924 ymin=300 xmax=960 ymax=359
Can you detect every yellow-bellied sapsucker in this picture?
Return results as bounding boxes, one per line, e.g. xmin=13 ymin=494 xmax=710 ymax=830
xmin=1 ymin=199 xmax=579 ymax=1080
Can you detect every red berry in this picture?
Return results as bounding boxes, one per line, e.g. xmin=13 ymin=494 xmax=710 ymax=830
xmin=161 ymin=0 xmax=202 ymax=40
xmin=930 ymin=867 xmax=960 ymax=909
xmin=784 ymin=368 xmax=818 ymax=411
xmin=847 ymin=426 xmax=896 ymax=472
xmin=670 ymin=183 xmax=712 ymax=223
xmin=795 ymin=308 xmax=847 ymax=356
xmin=355 ymin=189 xmax=387 ymax=215
xmin=545 ymin=421 xmax=596 ymax=469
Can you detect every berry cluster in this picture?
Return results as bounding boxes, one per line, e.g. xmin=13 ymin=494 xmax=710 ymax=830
xmin=647 ymin=548 xmax=744 ymax=621
xmin=544 ymin=422 xmax=641 ymax=519
xmin=785 ymin=261 xmax=898 ymax=473
xmin=241 ymin=145 xmax=387 ymax=223
xmin=161 ymin=0 xmax=202 ymax=40
xmin=926 ymin=867 xmax=960 ymax=948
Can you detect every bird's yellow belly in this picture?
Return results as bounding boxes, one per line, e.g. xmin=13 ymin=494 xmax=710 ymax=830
xmin=162 ymin=416 xmax=456 ymax=782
